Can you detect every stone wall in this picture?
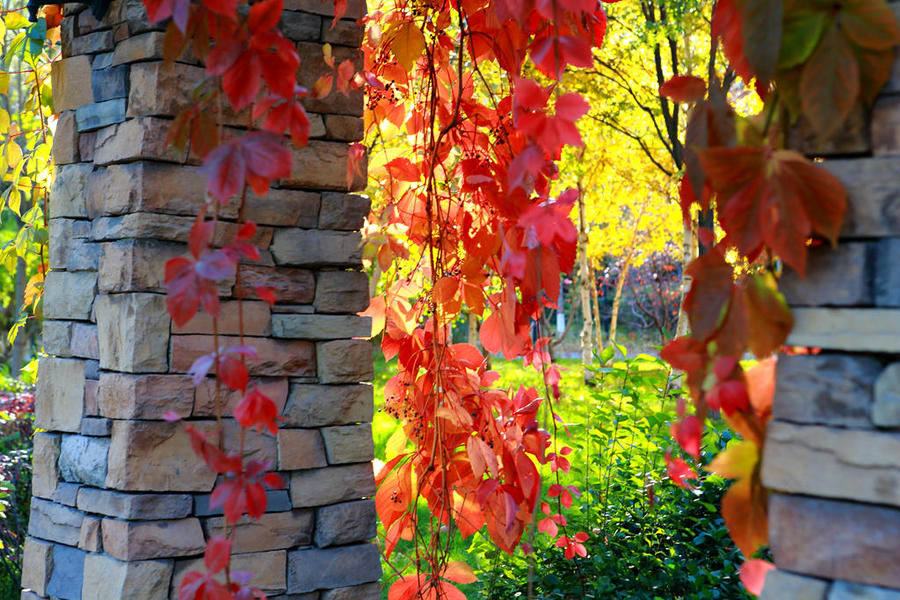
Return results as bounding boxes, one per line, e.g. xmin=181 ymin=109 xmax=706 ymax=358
xmin=22 ymin=1 xmax=379 ymax=598
xmin=760 ymin=3 xmax=900 ymax=598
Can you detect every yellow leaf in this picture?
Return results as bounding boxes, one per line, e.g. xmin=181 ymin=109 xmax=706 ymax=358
xmin=385 ymin=426 xmax=407 ymax=457
xmin=7 ymin=142 xmax=22 ymax=169
xmin=705 ymin=440 xmax=758 ymax=480
xmin=0 ymin=73 xmax=9 ymax=96
xmin=0 ymin=109 xmax=8 ymax=135
xmin=389 ymin=21 xmax=426 ymax=73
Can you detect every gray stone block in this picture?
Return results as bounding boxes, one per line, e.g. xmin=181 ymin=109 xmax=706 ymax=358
xmin=281 ymin=11 xmax=321 ymax=41
xmin=282 ymin=384 xmax=374 ymax=427
xmin=194 ymin=489 xmax=292 ymax=516
xmin=80 ymin=417 xmax=111 ymax=436
xmin=59 ymin=435 xmax=110 ymax=488
xmin=76 ymin=99 xmax=127 ymax=132
xmin=318 ymin=192 xmax=370 ymax=230
xmin=271 ymin=229 xmax=362 ymax=268
xmin=273 ymin=314 xmax=371 ymax=339
xmin=781 ymin=242 xmax=873 ymax=306
xmin=92 ymin=65 xmax=129 ymax=102
xmin=46 ymin=544 xmax=85 ymax=600
xmin=874 ymin=238 xmax=900 ymax=307
xmin=314 ymin=270 xmax=369 ymax=314
xmin=822 ymin=158 xmax=900 ymax=238
xmin=786 ymin=309 xmax=900 ymax=352
xmin=287 ymin=543 xmax=381 ymax=594
xmin=44 ymin=271 xmax=97 ymax=321
xmin=28 ymin=499 xmax=84 ymax=546
xmin=874 ymin=363 xmax=900 ymax=427
xmin=321 ymin=582 xmax=381 ymax=600
xmin=77 ymin=488 xmax=192 ymax=520
xmin=317 ymin=339 xmax=374 ymax=383
xmin=314 ymin=499 xmax=376 ymax=548
xmin=774 ymin=354 xmax=882 ymax=428
xmin=759 ymin=569 xmax=829 ymax=600
xmin=291 ymin=463 xmax=375 ymax=508
xmin=321 ymin=424 xmax=374 ymax=464
xmin=829 ymin=582 xmax=900 ymax=600
xmin=51 ymin=164 xmax=93 ymax=218
xmin=54 ymin=483 xmax=81 ymax=507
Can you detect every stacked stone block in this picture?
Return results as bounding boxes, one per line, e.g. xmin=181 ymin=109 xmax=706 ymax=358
xmin=23 ymin=1 xmax=379 ymax=598
xmin=760 ymin=3 xmax=900 ymax=598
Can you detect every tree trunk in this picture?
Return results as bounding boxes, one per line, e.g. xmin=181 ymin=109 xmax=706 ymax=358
xmin=609 ymin=261 xmax=631 ymax=345
xmin=675 ymin=219 xmax=697 ymax=338
xmin=590 ymin=271 xmax=604 ymax=353
xmin=577 ymin=195 xmax=595 ymax=381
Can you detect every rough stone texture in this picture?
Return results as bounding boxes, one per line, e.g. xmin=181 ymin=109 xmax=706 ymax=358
xmin=321 ymin=582 xmax=381 ymax=600
xmin=93 ymin=117 xmax=185 ymax=165
xmin=829 ymin=582 xmax=900 ymax=600
xmin=28 ymin=498 xmax=84 ymax=546
xmin=102 ymin=518 xmax=206 ymax=561
xmin=875 ymin=238 xmax=900 ymax=307
xmin=76 ymin=98 xmax=127 ymax=131
xmin=51 ymin=164 xmax=93 ymax=218
xmin=291 ymin=463 xmax=376 ymax=508
xmin=278 ymin=428 xmax=328 ymax=470
xmin=86 ymin=163 xmax=220 ymax=218
xmin=318 ymin=193 xmax=370 ymax=230
xmin=44 ymin=271 xmax=97 ymax=320
xmin=35 ymin=358 xmax=85 ymax=433
xmin=31 ymin=434 xmax=62 ymax=499
xmin=787 ymin=309 xmax=900 ymax=352
xmin=781 ymin=243 xmax=873 ymax=306
xmin=193 ymin=377 xmax=288 ymax=418
xmin=237 ymin=264 xmax=316 ymax=304
xmin=287 ymin=544 xmax=381 ymax=594
xmin=171 ymin=551 xmax=287 ymax=595
xmin=178 ymin=301 xmax=271 ymax=336
xmin=769 ymin=494 xmax=900 ymax=590
xmin=314 ymin=270 xmax=369 ymax=313
xmin=314 ymin=500 xmax=376 ymax=548
xmin=874 ymin=363 xmax=900 ymax=427
xmin=283 ymin=384 xmax=374 ymax=427
xmin=774 ymin=354 xmax=882 ymax=428
xmin=271 ymin=229 xmax=363 ymax=267
xmin=52 ymin=55 xmax=94 ymax=112
xmin=52 ymin=110 xmax=80 ymax=164
xmin=55 ymin=483 xmax=81 ymax=507
xmin=317 ymin=340 xmax=374 ymax=383
xmin=170 ymin=335 xmax=316 ymax=377
xmin=81 ymin=554 xmax=172 ymax=600
xmin=59 ymin=435 xmax=110 ymax=488
xmin=46 ymin=544 xmax=86 ymax=600
xmin=79 ymin=516 xmax=102 ymax=552
xmin=822 ymin=158 xmax=900 ymax=238
xmin=273 ymin=314 xmax=371 ymax=339
xmin=95 ymin=293 xmax=171 ymax=373
xmin=21 ymin=538 xmax=53 ymax=596
xmin=98 ymin=239 xmax=184 ymax=292
xmin=244 ymin=189 xmax=319 ymax=228
xmin=106 ymin=420 xmax=218 ymax=491
xmin=763 ymin=422 xmax=900 ymax=507
xmin=204 ymin=511 xmax=314 ymax=554
xmin=98 ymin=372 xmax=194 ymax=420
xmin=321 ymin=424 xmax=374 ymax=464
xmin=77 ymin=488 xmax=193 ymax=520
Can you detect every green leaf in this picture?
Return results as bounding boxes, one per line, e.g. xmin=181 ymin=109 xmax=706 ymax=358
xmin=4 ymin=32 xmax=26 ymax=68
xmin=840 ymin=0 xmax=900 ymax=51
xmin=799 ymin=24 xmax=860 ymax=138
xmin=600 ymin=345 xmax=615 ymax=364
xmin=779 ymin=11 xmax=827 ymax=69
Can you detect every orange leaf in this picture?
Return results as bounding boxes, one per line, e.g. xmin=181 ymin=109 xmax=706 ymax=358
xmin=442 ymin=561 xmax=477 ymax=584
xmin=659 ymin=75 xmax=707 ymax=103
xmin=720 ymin=476 xmax=768 ymax=557
xmin=740 ymin=559 xmax=775 ymax=595
xmin=743 ymin=272 xmax=792 ymax=358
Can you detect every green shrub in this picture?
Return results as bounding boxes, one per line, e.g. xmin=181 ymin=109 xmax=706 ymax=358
xmin=0 ymin=379 xmax=34 ymax=596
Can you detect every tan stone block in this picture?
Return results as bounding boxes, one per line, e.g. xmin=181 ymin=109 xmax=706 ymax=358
xmin=78 ymin=515 xmax=102 ymax=551
xmin=236 ymin=264 xmax=316 ymax=304
xmin=321 ymin=424 xmax=374 ymax=464
xmin=35 ymin=358 xmax=85 ymax=433
xmin=193 ymin=377 xmax=288 ymax=418
xmin=111 ymin=30 xmax=164 ymax=65
xmin=127 ymin=61 xmax=203 ymax=117
xmin=285 ymin=139 xmax=365 ymax=190
xmin=21 ymin=537 xmax=53 ymax=596
xmin=170 ymin=335 xmax=316 ymax=377
xmin=317 ymin=339 xmax=373 ymax=383
xmin=244 ymin=189 xmax=319 ymax=227
xmin=283 ymin=384 xmax=373 ymax=427
xmin=271 ymin=229 xmax=362 ymax=268
xmin=204 ymin=510 xmax=313 ymax=553
xmin=291 ymin=463 xmax=375 ymax=507
xmin=177 ymin=301 xmax=271 ymax=336
xmin=322 ymin=18 xmax=365 ymax=47
xmin=79 ymin=130 xmax=96 ymax=162
xmin=52 ymin=55 xmax=93 ymax=112
xmin=52 ymin=111 xmax=79 ymax=164
xmin=91 ymin=212 xmax=271 ymax=247
xmin=96 ymin=293 xmax=171 ymax=373
xmin=762 ymin=421 xmax=900 ymax=507
xmin=313 ymin=270 xmax=368 ymax=314
xmin=787 ymin=309 xmax=900 ymax=353
xmin=98 ymin=372 xmax=194 ymax=420
xmin=284 ymin=0 xmax=365 ymax=18
xmin=31 ymin=433 xmax=61 ymax=499
xmin=318 ymin=192 xmax=370 ymax=230
xmin=321 ymin=582 xmax=381 ymax=600
xmin=222 ymin=419 xmax=277 ymax=465
xmin=98 ymin=239 xmax=185 ymax=293
xmin=323 ymin=115 xmax=364 ymax=141
xmin=77 ymin=488 xmax=193 ymax=520
xmin=82 ymin=553 xmax=173 ymax=600
xmin=93 ymin=117 xmax=187 ymax=166
xmin=277 ymin=429 xmax=327 ymax=470
xmin=43 ymin=271 xmax=97 ymax=320
xmin=770 ymin=494 xmax=900 ymax=589
xmin=106 ymin=420 xmax=217 ymax=492
xmin=102 ymin=517 xmax=205 ymax=560
xmin=171 ymin=551 xmax=286 ymax=595
xmin=28 ymin=498 xmax=84 ymax=546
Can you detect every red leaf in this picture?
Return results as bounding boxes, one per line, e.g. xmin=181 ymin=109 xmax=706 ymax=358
xmin=203 ymin=143 xmax=245 ymax=202
xmin=670 ymin=415 xmax=702 ymax=458
xmin=224 ymin=52 xmax=263 ymax=112
xmin=234 ymin=388 xmax=279 ymax=435
xmin=248 ymin=0 xmax=283 ymax=33
xmin=740 ymin=559 xmax=775 ymax=595
xmin=241 ymin=131 xmax=292 ymax=184
xmin=659 ymin=75 xmax=707 ymax=103
xmin=255 ymin=285 xmax=276 ymax=306
xmin=204 ymin=536 xmax=232 ymax=575
xmin=331 ymin=0 xmax=348 ymax=29
xmin=665 ymin=450 xmax=697 ymax=489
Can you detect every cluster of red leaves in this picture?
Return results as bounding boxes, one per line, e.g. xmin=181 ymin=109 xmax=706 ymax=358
xmin=363 ymin=0 xmax=618 ymax=597
xmin=658 ymin=0 xmax=898 ymax=592
xmin=138 ymin=0 xmax=324 ymax=597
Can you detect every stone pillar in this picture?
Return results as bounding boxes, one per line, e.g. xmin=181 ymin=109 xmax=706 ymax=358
xmin=760 ymin=4 xmax=900 ymax=598
xmin=23 ymin=1 xmax=379 ymax=598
